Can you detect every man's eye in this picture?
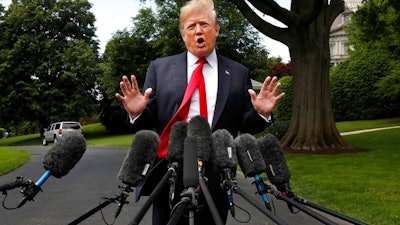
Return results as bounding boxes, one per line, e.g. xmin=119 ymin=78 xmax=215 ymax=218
xmin=187 ymin=25 xmax=195 ymax=30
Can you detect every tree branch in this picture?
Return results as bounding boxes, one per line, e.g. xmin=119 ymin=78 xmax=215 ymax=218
xmin=327 ymin=0 xmax=345 ymax=27
xmin=228 ymin=0 xmax=291 ymax=46
xmin=248 ymin=0 xmax=299 ymax=26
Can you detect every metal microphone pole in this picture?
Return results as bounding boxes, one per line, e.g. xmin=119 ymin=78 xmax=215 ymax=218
xmin=272 ymin=190 xmax=339 ymax=225
xmin=68 ymin=185 xmax=133 ymax=225
xmin=198 ymin=174 xmax=224 ymax=225
xmin=228 ymin=180 xmax=288 ymax=225
xmin=128 ymin=163 xmax=178 ymax=225
xmin=293 ymin=196 xmax=369 ymax=225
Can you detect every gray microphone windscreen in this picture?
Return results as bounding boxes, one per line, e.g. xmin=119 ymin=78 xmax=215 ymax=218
xmin=117 ymin=130 xmax=160 ymax=187
xmin=183 ymin=136 xmax=199 ymax=188
xmin=235 ymin=133 xmax=266 ymax=177
xmin=43 ymin=131 xmax=87 ymax=178
xmin=187 ymin=115 xmax=212 ymax=163
xmin=211 ymin=129 xmax=237 ymax=170
xmin=166 ymin=121 xmax=187 ymax=163
xmin=257 ymin=134 xmax=291 ymax=185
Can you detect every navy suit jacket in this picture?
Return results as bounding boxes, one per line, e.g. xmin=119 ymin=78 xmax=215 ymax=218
xmin=131 ymin=50 xmax=271 ymax=136
xmin=132 ymin=51 xmax=273 ymax=203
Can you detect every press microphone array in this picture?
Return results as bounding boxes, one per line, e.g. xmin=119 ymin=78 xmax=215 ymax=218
xmin=257 ymin=134 xmax=368 ymax=225
xmin=69 ymin=130 xmax=159 ymax=225
xmin=0 ymin=131 xmax=86 ymax=209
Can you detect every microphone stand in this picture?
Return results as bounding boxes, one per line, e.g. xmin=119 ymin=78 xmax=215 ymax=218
xmin=68 ymin=185 xmax=133 ymax=225
xmin=292 ymin=195 xmax=368 ymax=225
xmin=128 ymin=162 xmax=178 ymax=225
xmin=167 ymin=185 xmax=198 ymax=225
xmin=167 ymin=162 xmax=224 ymax=225
xmin=197 ymin=163 xmax=224 ymax=225
xmin=222 ymin=175 xmax=288 ymax=225
xmin=266 ymin=185 xmax=339 ymax=225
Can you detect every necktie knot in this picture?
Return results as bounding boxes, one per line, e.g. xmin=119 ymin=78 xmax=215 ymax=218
xmin=198 ymin=58 xmax=206 ymax=65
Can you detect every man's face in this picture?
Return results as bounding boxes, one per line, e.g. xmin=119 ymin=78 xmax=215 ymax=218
xmin=181 ymin=8 xmax=220 ymax=58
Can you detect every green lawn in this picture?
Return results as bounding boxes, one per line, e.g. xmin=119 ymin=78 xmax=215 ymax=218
xmin=0 ymin=118 xmax=399 ymax=225
xmin=287 ymin=128 xmax=400 ymax=225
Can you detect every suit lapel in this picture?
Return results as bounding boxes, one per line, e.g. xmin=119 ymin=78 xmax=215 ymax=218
xmin=212 ymin=55 xmax=231 ymax=129
xmin=171 ymin=52 xmax=188 ymax=107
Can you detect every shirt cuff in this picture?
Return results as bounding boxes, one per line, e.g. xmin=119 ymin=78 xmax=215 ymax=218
xmin=258 ymin=113 xmax=272 ymax=123
xmin=129 ymin=113 xmax=141 ymax=124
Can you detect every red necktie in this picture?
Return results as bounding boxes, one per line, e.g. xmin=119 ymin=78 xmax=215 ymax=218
xmin=157 ymin=59 xmax=208 ymax=158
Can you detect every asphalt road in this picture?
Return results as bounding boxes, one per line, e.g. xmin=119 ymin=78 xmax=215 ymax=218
xmin=0 ymin=145 xmax=359 ymax=225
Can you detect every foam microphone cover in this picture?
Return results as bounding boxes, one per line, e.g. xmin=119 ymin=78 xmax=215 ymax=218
xmin=117 ymin=130 xmax=160 ymax=187
xmin=183 ymin=136 xmax=199 ymax=188
xmin=187 ymin=115 xmax=212 ymax=163
xmin=43 ymin=131 xmax=87 ymax=178
xmin=257 ymin=134 xmax=291 ymax=185
xmin=211 ymin=129 xmax=237 ymax=170
xmin=234 ymin=133 xmax=266 ymax=177
xmin=166 ymin=121 xmax=188 ymax=163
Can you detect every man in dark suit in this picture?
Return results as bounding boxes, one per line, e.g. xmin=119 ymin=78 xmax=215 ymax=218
xmin=115 ymin=0 xmax=285 ymax=224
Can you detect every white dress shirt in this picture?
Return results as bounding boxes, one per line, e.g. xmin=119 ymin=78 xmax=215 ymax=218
xmin=186 ymin=50 xmax=218 ymax=126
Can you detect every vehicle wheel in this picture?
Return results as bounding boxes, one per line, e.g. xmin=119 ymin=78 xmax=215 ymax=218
xmin=42 ymin=138 xmax=48 ymax=146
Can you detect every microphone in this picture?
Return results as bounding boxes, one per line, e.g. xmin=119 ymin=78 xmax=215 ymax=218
xmin=197 ymin=38 xmax=204 ymax=44
xmin=127 ymin=126 xmax=182 ymax=225
xmin=18 ymin=131 xmax=86 ymax=208
xmin=166 ymin=121 xmax=188 ymax=203
xmin=117 ymin=130 xmax=160 ymax=187
xmin=211 ymin=129 xmax=237 ymax=217
xmin=166 ymin=121 xmax=188 ymax=163
xmin=235 ymin=133 xmax=271 ymax=210
xmin=257 ymin=134 xmax=292 ymax=195
xmin=115 ymin=130 xmax=159 ymax=218
xmin=186 ymin=116 xmax=224 ymax=225
xmin=183 ymin=136 xmax=199 ymax=188
xmin=187 ymin=115 xmax=212 ymax=172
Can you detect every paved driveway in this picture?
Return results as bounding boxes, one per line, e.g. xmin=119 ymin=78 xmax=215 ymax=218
xmin=0 ymin=145 xmax=356 ymax=225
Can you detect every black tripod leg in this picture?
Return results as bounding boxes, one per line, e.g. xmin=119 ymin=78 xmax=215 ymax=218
xmin=233 ymin=186 xmax=289 ymax=225
xmin=295 ymin=197 xmax=368 ymax=225
xmin=166 ymin=201 xmax=189 ymax=225
xmin=68 ymin=198 xmax=114 ymax=225
xmin=199 ymin=176 xmax=224 ymax=225
xmin=128 ymin=169 xmax=174 ymax=225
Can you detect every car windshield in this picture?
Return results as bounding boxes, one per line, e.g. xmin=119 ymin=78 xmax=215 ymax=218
xmin=62 ymin=123 xmax=80 ymax=129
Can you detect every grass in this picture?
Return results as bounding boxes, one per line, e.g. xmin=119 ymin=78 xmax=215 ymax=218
xmin=1 ymin=118 xmax=400 ymax=224
xmin=0 ymin=147 xmax=30 ymax=175
xmin=286 ymin=128 xmax=400 ymax=225
xmin=335 ymin=117 xmax=400 ymax=132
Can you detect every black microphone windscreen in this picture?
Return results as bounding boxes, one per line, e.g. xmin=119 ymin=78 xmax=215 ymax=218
xmin=166 ymin=121 xmax=187 ymax=163
xmin=183 ymin=136 xmax=199 ymax=188
xmin=187 ymin=115 xmax=212 ymax=163
xmin=211 ymin=129 xmax=237 ymax=170
xmin=43 ymin=131 xmax=86 ymax=178
xmin=257 ymin=134 xmax=291 ymax=185
xmin=234 ymin=133 xmax=266 ymax=177
xmin=117 ymin=130 xmax=160 ymax=187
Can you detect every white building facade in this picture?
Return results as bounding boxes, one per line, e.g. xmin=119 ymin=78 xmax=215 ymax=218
xmin=329 ymin=0 xmax=363 ymax=66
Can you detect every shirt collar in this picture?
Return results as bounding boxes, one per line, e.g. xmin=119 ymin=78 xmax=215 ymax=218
xmin=187 ymin=49 xmax=217 ymax=68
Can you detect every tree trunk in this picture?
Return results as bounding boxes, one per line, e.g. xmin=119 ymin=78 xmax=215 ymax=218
xmin=280 ymin=10 xmax=350 ymax=151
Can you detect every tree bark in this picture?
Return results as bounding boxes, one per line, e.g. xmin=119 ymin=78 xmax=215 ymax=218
xmin=230 ymin=0 xmax=353 ymax=151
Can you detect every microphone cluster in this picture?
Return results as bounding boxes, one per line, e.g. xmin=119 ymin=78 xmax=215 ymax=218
xmin=1 ymin=116 xmax=368 ymax=225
